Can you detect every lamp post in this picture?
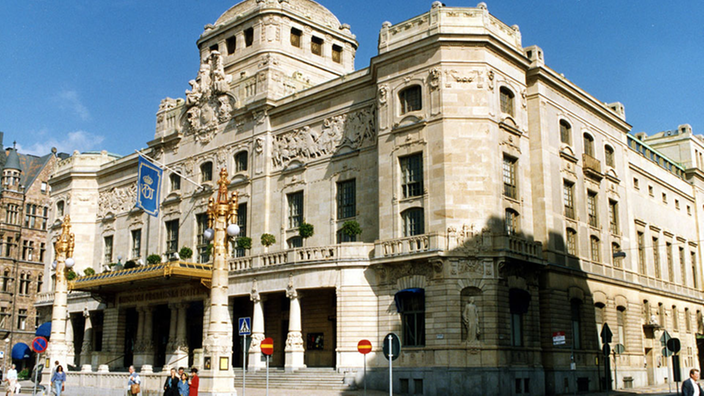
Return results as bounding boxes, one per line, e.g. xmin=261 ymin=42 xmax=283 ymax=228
xmin=47 ymin=215 xmax=75 ymax=369
xmin=4 ymin=337 xmax=8 ymax=377
xmin=202 ymin=168 xmax=239 ymax=396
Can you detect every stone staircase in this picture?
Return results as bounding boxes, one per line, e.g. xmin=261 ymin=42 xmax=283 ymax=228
xmin=233 ymin=367 xmax=355 ymax=391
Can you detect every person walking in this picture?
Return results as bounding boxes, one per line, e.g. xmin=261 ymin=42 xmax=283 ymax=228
xmin=177 ymin=372 xmax=189 ymax=396
xmin=683 ymin=368 xmax=704 ymax=396
xmin=4 ymin=364 xmax=16 ymax=396
xmin=127 ymin=365 xmax=141 ymax=396
xmin=188 ymin=368 xmax=199 ymax=396
xmin=163 ymin=368 xmax=179 ymax=396
xmin=51 ymin=365 xmax=66 ymax=396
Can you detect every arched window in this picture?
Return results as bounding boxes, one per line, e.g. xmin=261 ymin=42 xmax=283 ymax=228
xmin=500 ymin=87 xmax=515 ymax=116
xmin=583 ymin=133 xmax=595 ymax=157
xmin=402 ymin=208 xmax=424 ymax=237
xmin=399 ymin=86 xmax=422 ymax=114
xmin=395 ymin=289 xmax=425 ymax=346
xmin=604 ymin=145 xmax=615 ymax=167
xmin=56 ymin=200 xmax=65 ymax=218
xmin=505 ymin=209 xmax=519 ymax=235
xmin=234 ymin=151 xmax=248 ymax=173
xmin=617 ymin=306 xmax=627 ymax=345
xmin=200 ymin=162 xmax=213 ymax=182
xmin=287 ymin=236 xmax=302 ymax=249
xmin=559 ymin=120 xmax=572 ymax=145
xmin=594 ymin=302 xmax=606 ymax=345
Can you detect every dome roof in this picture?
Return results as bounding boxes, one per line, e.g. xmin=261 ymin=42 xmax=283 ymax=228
xmin=215 ymin=0 xmax=342 ymax=30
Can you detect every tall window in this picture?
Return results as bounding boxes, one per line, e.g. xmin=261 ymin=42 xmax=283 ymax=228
xmin=226 ymin=36 xmax=236 ymax=54
xmin=560 ymin=120 xmax=572 ymax=145
xmin=673 ymin=306 xmax=679 ymax=332
xmin=399 ymin=86 xmax=422 ymax=114
xmin=170 ymin=174 xmax=181 ymax=192
xmin=287 ymin=192 xmax=304 ymax=229
xmin=590 ymin=236 xmax=600 ymax=262
xmin=566 ymin=228 xmax=577 ymax=255
xmin=692 ymin=252 xmax=698 ymax=289
xmin=587 ymin=192 xmax=598 ymax=227
xmin=290 ymin=28 xmax=302 ymax=48
xmin=39 ymin=243 xmax=46 ymax=263
xmin=337 ymin=179 xmax=356 ymax=219
xmin=234 ymin=203 xmax=248 ymax=257
xmin=196 ymin=214 xmax=209 ymax=263
xmin=686 ymin=308 xmax=691 ymax=332
xmin=583 ymin=133 xmax=595 ymax=157
xmin=608 ymin=200 xmax=619 ymax=234
xmin=6 ymin=204 xmax=19 ymax=225
xmin=0 ymin=307 xmax=8 ymax=329
xmin=612 ymin=243 xmax=623 ymax=268
xmin=666 ymin=242 xmax=674 ymax=282
xmin=17 ymin=309 xmax=27 ymax=330
xmin=234 ymin=151 xmax=248 ymax=173
xmin=200 ymin=162 xmax=213 ymax=182
xmin=396 ymin=290 xmax=425 ymax=347
xmin=563 ymin=181 xmax=575 ymax=219
xmin=505 ymin=209 xmax=519 ymax=235
xmin=19 ymin=273 xmax=29 ymax=295
xmin=653 ymin=237 xmax=660 ymax=278
xmin=503 ymin=156 xmax=517 ymax=199
xmin=617 ymin=306 xmax=626 ymax=345
xmin=402 ymin=208 xmax=424 ymax=237
xmin=500 ymin=87 xmax=514 ymax=116
xmin=22 ymin=241 xmax=34 ymax=261
xmin=605 ymin=145 xmax=615 ymax=167
xmin=104 ymin=236 xmax=113 ymax=264
xmin=509 ymin=289 xmax=530 ymax=347
xmin=37 ymin=274 xmax=43 ymax=293
xmin=571 ymin=299 xmax=582 ymax=349
xmin=4 ymin=238 xmax=11 ymax=258
xmin=131 ymin=229 xmax=142 ymax=259
xmin=637 ymin=232 xmax=646 ymax=274
xmin=400 ymin=154 xmax=423 ymax=198
xmin=332 ymin=44 xmax=342 ymax=63
xmin=244 ymin=27 xmax=254 ymax=47
xmin=311 ymin=36 xmax=323 ymax=56
xmin=56 ymin=201 xmax=65 ymax=218
xmin=165 ymin=220 xmax=179 ymax=254
xmin=1 ymin=269 xmax=9 ymax=292
xmin=595 ymin=303 xmax=605 ymax=346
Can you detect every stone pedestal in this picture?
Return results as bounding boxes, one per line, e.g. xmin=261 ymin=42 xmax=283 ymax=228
xmin=284 ymin=287 xmax=305 ymax=372
xmin=248 ymin=291 xmax=265 ymax=372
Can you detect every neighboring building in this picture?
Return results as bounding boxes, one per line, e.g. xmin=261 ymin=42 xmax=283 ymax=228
xmin=35 ymin=1 xmax=704 ymax=395
xmin=0 ymin=134 xmax=64 ymax=368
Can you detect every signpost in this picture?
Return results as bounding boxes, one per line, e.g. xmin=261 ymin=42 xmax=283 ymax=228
xmin=667 ymin=337 xmax=682 ymax=394
xmin=661 ymin=330 xmax=672 ymax=394
xmin=601 ymin=323 xmax=613 ymax=391
xmin=382 ymin=333 xmax=400 ymax=396
xmin=31 ymin=336 xmax=48 ymax=396
xmin=613 ymin=344 xmax=625 ymax=390
xmin=238 ymin=317 xmax=251 ymax=396
xmin=358 ymin=340 xmax=372 ymax=396
xmin=261 ymin=337 xmax=274 ymax=396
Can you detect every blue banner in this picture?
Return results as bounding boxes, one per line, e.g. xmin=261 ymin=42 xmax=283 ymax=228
xmin=136 ymin=156 xmax=162 ymax=217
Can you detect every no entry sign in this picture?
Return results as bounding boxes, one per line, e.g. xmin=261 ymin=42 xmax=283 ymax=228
xmin=261 ymin=337 xmax=274 ymax=356
xmin=357 ymin=339 xmax=372 ymax=354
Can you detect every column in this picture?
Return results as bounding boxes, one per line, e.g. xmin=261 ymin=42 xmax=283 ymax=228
xmin=248 ymin=288 xmax=265 ymax=371
xmin=80 ymin=310 xmax=93 ymax=371
xmin=284 ymin=286 xmax=305 ymax=372
xmin=175 ymin=302 xmax=189 ymax=360
xmin=165 ymin=303 xmax=183 ymax=369
xmin=133 ymin=307 xmax=146 ymax=367
xmin=66 ymin=313 xmax=75 ymax=367
xmin=142 ymin=306 xmax=155 ymax=368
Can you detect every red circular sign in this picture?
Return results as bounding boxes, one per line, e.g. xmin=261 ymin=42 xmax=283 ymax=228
xmin=357 ymin=339 xmax=372 ymax=355
xmin=32 ymin=336 xmax=48 ymax=353
xmin=261 ymin=337 xmax=274 ymax=356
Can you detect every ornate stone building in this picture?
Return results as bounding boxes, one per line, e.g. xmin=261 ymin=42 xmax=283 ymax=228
xmin=0 ymin=134 xmax=64 ymax=368
xmin=36 ymin=1 xmax=704 ymax=395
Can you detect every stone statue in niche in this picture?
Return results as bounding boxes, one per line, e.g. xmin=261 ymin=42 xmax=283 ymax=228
xmin=462 ymin=297 xmax=480 ymax=343
xmin=183 ymin=50 xmax=236 ymax=143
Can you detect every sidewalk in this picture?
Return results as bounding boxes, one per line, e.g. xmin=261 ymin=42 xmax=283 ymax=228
xmin=557 ymin=381 xmax=687 ymax=396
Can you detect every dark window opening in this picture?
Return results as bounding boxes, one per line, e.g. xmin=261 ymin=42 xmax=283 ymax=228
xmin=245 ymin=28 xmax=254 ymax=47
xmin=311 ymin=36 xmax=323 ymax=56
xmin=399 ymin=86 xmax=422 ymax=114
xmin=290 ymin=28 xmax=302 ymax=48
xmin=332 ymin=44 xmax=342 ymax=63
xmin=226 ymin=36 xmax=236 ymax=55
xmin=395 ymin=289 xmax=425 ymax=347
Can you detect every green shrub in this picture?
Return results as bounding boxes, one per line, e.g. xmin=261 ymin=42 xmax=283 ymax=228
xmin=206 ymin=243 xmax=213 ymax=258
xmin=299 ymin=222 xmax=314 ymax=239
xmin=179 ymin=246 xmax=193 ymax=259
xmin=236 ymin=236 xmax=252 ymax=250
xmin=124 ymin=260 xmax=137 ymax=269
xmin=261 ymin=233 xmax=276 ymax=247
xmin=67 ymin=269 xmax=77 ymax=281
xmin=18 ymin=369 xmax=29 ymax=380
xmin=84 ymin=267 xmax=96 ymax=276
xmin=341 ymin=220 xmax=362 ymax=238
xmin=147 ymin=254 xmax=162 ymax=265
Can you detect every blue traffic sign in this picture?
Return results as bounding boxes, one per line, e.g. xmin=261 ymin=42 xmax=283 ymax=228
xmin=32 ymin=336 xmax=48 ymax=353
xmin=238 ymin=317 xmax=252 ymax=336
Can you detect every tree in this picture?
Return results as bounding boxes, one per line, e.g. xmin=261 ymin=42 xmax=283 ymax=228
xmin=236 ymin=236 xmax=252 ymax=250
xmin=341 ymin=220 xmax=362 ymax=239
xmin=147 ymin=254 xmax=162 ymax=265
xmin=299 ymin=222 xmax=314 ymax=239
xmin=261 ymin=233 xmax=276 ymax=247
xmin=179 ymin=246 xmax=193 ymax=259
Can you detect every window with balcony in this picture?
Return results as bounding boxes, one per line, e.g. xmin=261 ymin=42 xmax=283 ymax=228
xmin=667 ymin=242 xmax=674 ymax=282
xmin=337 ymin=179 xmax=356 ymax=220
xmin=165 ymin=220 xmax=179 ymax=254
xmin=500 ymin=87 xmax=514 ymax=116
xmin=505 ymin=209 xmax=519 ymax=235
xmin=503 ymin=155 xmax=517 ymax=199
xmin=402 ymin=208 xmax=424 ymax=237
xmin=680 ymin=247 xmax=686 ymax=284
xmin=583 ymin=133 xmax=594 ymax=157
xmin=560 ymin=120 xmax=572 ymax=145
xmin=692 ymin=252 xmax=698 ymax=289
xmin=287 ymin=236 xmax=303 ymax=249
xmin=287 ymin=192 xmax=304 ymax=229
xmin=563 ymin=181 xmax=575 ymax=219
xmin=399 ymin=86 xmax=422 ymax=114
xmin=400 ymin=153 xmax=423 ymax=198
xmin=509 ymin=289 xmax=530 ymax=347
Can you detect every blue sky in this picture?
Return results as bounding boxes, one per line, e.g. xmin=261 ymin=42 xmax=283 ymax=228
xmin=1 ymin=1 xmax=702 ymax=157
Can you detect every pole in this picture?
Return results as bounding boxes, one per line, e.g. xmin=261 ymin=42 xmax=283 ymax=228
xmin=32 ymin=353 xmax=39 ymax=396
xmin=266 ymin=354 xmax=269 ymax=396
xmin=668 ymin=355 xmax=673 ymax=394
xmin=388 ymin=335 xmax=393 ymax=396
xmin=363 ymin=355 xmax=367 ymax=396
xmin=613 ymin=350 xmax=617 ymax=390
xmin=242 ymin=335 xmax=246 ymax=396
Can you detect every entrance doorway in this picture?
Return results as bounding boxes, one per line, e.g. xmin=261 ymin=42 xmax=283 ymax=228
xmin=153 ymin=304 xmax=171 ymax=368
xmin=123 ymin=308 xmax=138 ymax=368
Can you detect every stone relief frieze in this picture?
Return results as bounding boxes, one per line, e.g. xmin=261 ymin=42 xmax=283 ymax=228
xmin=183 ymin=51 xmax=236 ymax=143
xmin=98 ymin=183 xmax=138 ymax=218
xmin=375 ymin=262 xmax=434 ymax=285
xmin=272 ymin=106 xmax=376 ymax=169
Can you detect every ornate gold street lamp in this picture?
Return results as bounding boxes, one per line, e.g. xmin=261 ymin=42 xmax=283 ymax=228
xmin=47 ymin=215 xmax=75 ymax=368
xmin=202 ymin=168 xmax=239 ymax=395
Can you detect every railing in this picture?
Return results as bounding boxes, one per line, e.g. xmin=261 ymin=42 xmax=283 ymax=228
xmin=229 ymin=243 xmax=374 ymax=271
xmin=376 ymin=234 xmax=435 ymax=258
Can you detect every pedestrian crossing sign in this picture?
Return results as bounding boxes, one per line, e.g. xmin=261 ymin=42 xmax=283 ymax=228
xmin=238 ymin=317 xmax=252 ymax=336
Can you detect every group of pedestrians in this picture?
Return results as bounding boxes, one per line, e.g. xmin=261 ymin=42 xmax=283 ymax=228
xmin=127 ymin=365 xmax=199 ymax=396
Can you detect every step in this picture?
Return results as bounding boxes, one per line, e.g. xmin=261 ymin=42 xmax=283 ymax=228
xmin=233 ymin=368 xmax=355 ymax=390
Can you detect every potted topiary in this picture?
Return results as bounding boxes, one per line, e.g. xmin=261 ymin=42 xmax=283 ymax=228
xmin=179 ymin=246 xmax=193 ymax=260
xmin=84 ymin=267 xmax=96 ymax=276
xmin=124 ymin=260 xmax=137 ymax=269
xmin=341 ymin=220 xmax=362 ymax=241
xmin=67 ymin=269 xmax=77 ymax=281
xmin=261 ymin=233 xmax=276 ymax=248
xmin=147 ymin=254 xmax=162 ymax=265
xmin=236 ymin=236 xmax=252 ymax=251
xmin=299 ymin=222 xmax=314 ymax=239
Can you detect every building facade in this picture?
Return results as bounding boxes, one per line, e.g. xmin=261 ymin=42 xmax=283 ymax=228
xmin=36 ymin=1 xmax=704 ymax=395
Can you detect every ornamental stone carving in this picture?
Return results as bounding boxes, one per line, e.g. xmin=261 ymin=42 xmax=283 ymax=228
xmin=183 ymin=51 xmax=236 ymax=143
xmin=98 ymin=183 xmax=138 ymax=218
xmin=272 ymin=106 xmax=376 ymax=168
